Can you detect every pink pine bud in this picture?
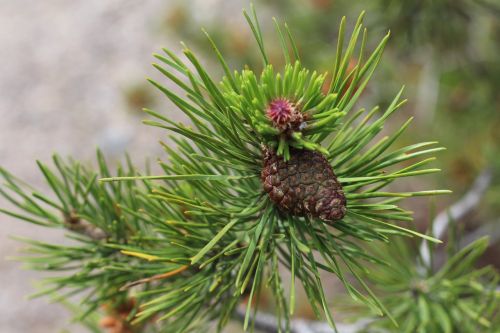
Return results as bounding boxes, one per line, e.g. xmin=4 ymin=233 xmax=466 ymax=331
xmin=266 ymin=98 xmax=295 ymax=125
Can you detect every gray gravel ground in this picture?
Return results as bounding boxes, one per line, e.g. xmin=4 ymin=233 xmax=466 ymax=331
xmin=0 ymin=1 xmax=179 ymax=331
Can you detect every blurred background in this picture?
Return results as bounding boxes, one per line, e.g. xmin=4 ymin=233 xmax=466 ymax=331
xmin=0 ymin=0 xmax=499 ymax=332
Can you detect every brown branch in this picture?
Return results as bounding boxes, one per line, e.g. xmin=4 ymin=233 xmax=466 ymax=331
xmin=64 ymin=210 xmax=108 ymax=240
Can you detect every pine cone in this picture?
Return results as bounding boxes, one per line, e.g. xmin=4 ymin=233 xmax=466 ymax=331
xmin=261 ymin=147 xmax=346 ymax=223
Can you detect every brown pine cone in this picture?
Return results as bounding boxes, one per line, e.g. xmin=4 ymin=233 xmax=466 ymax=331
xmin=261 ymin=147 xmax=346 ymax=223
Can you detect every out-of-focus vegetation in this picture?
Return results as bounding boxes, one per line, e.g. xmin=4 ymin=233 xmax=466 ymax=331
xmin=357 ymin=233 xmax=499 ymax=332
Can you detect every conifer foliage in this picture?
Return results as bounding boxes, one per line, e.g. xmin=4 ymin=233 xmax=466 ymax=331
xmin=0 ymin=6 xmax=462 ymax=333
xmin=359 ymin=236 xmax=500 ymax=333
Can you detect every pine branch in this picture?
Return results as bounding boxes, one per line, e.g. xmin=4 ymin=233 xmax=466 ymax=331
xmin=460 ymin=219 xmax=500 ymax=248
xmin=234 ymin=308 xmax=375 ymax=333
xmin=0 ymin=6 xmax=456 ymax=333
xmin=420 ymin=167 xmax=493 ymax=266
xmin=360 ymin=233 xmax=500 ymax=332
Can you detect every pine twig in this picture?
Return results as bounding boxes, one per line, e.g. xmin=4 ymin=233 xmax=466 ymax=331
xmin=459 ymin=219 xmax=500 ymax=248
xmin=420 ymin=168 xmax=493 ymax=266
xmin=234 ymin=307 xmax=373 ymax=333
